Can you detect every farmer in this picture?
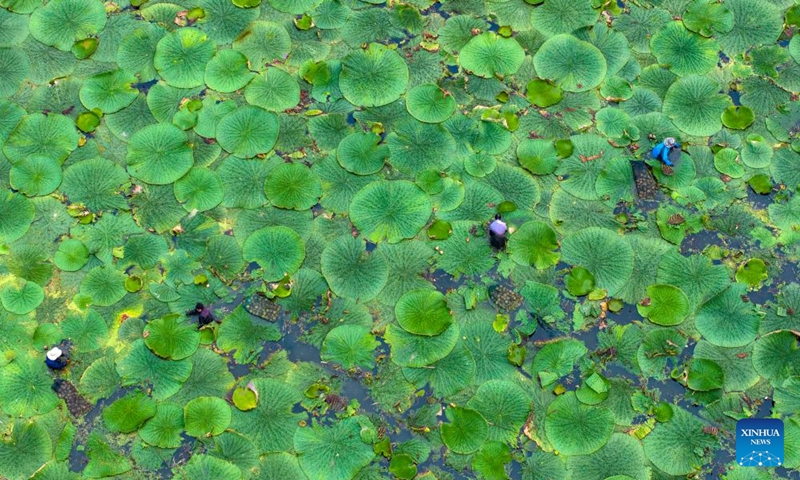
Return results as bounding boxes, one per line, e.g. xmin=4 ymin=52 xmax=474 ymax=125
xmin=45 ymin=346 xmax=68 ymax=370
xmin=187 ymin=302 xmax=215 ymax=328
xmin=651 ymin=137 xmax=681 ymax=166
xmin=489 ymin=214 xmax=508 ymax=250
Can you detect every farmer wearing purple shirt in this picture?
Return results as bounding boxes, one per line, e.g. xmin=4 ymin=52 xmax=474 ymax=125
xmin=489 ymin=214 xmax=508 ymax=250
xmin=187 ymin=303 xmax=215 ymax=328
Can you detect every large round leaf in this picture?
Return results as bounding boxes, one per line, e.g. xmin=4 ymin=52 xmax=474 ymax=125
xmin=466 ymin=380 xmax=531 ymax=443
xmin=349 ymin=180 xmax=432 ymax=243
xmin=0 ymin=278 xmax=44 ymax=314
xmin=293 ymin=417 xmax=375 ymax=480
xmin=174 ymin=167 xmax=224 ymax=212
xmin=643 ymin=407 xmax=714 ymax=475
xmin=102 ymin=391 xmax=157 ymax=433
xmin=29 ymin=0 xmax=106 ymax=51
xmin=0 ymin=421 xmax=53 ymax=480
xmin=154 ymin=28 xmax=216 ymax=88
xmin=650 ymin=21 xmax=720 ymax=76
xmin=637 ymin=284 xmax=690 ymax=326
xmin=406 ymin=84 xmax=457 ymax=123
xmin=204 ymin=49 xmax=254 ymax=93
xmin=0 ymin=192 xmax=34 ymax=243
xmin=336 ymin=132 xmax=388 ymax=175
xmin=339 ymin=43 xmax=409 ymax=107
xmin=61 ymin=309 xmax=108 ymax=352
xmin=320 ymin=325 xmax=378 ymax=369
xmin=0 ymin=48 xmax=29 ymax=98
xmin=9 ymin=155 xmax=62 ymax=197
xmin=79 ymin=69 xmax=138 ymax=113
xmin=321 ymin=236 xmax=387 ymax=302
xmin=531 ymin=0 xmax=598 ymax=37
xmin=242 ymin=227 xmax=305 ymax=282
xmin=216 ymin=105 xmax=279 ymax=158
xmin=545 ymin=392 xmax=614 ymax=456
xmin=184 ymin=397 xmax=231 ymax=437
xmin=384 ymin=322 xmax=459 ymax=368
xmin=244 ymin=68 xmax=300 ymax=112
xmin=752 ymin=331 xmax=800 ymax=386
xmin=459 ymin=33 xmax=524 ymax=78
xmin=394 ymin=289 xmax=452 ymax=336
xmin=0 ymin=358 xmax=58 ymax=417
xmin=663 ymin=75 xmax=730 ymax=136
xmin=567 ymin=433 xmax=649 ymax=480
xmin=441 ymin=406 xmax=489 ymax=454
xmin=144 ymin=315 xmax=200 ymax=360
xmin=507 ymin=221 xmax=560 ymax=269
xmin=517 ymin=139 xmax=559 ymax=175
xmin=232 ymin=21 xmax=291 ymax=69
xmin=3 ymin=113 xmax=79 ymax=164
xmin=80 ymin=266 xmax=127 ymax=307
xmin=534 ymin=34 xmax=607 ymax=92
xmin=561 ymin=228 xmax=634 ymax=296
xmin=54 ymin=238 xmax=89 ymax=272
xmin=264 ymin=162 xmax=321 ymax=210
xmin=695 ymin=284 xmax=760 ymax=347
xmin=126 ymin=123 xmax=193 ymax=185
xmin=139 ymin=403 xmax=185 ymax=448
xmin=716 ymin=0 xmax=782 ymax=55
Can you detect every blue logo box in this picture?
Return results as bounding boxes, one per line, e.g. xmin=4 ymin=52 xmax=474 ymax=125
xmin=736 ymin=418 xmax=784 ymax=467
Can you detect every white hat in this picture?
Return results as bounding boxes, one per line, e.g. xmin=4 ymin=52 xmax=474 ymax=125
xmin=46 ymin=347 xmax=63 ymax=361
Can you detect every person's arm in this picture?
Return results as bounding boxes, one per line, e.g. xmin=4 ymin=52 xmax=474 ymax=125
xmin=661 ymin=147 xmax=673 ymax=166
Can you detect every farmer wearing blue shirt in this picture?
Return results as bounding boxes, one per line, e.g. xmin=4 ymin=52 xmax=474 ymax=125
xmin=45 ymin=347 xmax=68 ymax=370
xmin=651 ymin=137 xmax=681 ymax=166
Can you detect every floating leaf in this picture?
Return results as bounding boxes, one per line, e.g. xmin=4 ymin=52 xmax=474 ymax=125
xmin=154 ymin=28 xmax=216 ymax=88
xmin=232 ymin=387 xmax=258 ymax=411
xmin=144 ymin=315 xmax=200 ymax=360
xmin=507 ymin=221 xmax=560 ymax=269
xmin=459 ymin=32 xmax=524 ymax=78
xmin=526 ymin=79 xmax=562 ymax=108
xmin=637 ymin=284 xmax=690 ymax=326
xmin=643 ymin=407 xmax=713 ymax=475
xmin=29 ymin=0 xmax=106 ymax=51
xmin=79 ymin=266 xmax=127 ymax=307
xmin=561 ymin=228 xmax=633 ymax=296
xmin=545 ymin=392 xmax=615 ymax=456
xmin=126 ymin=123 xmax=193 ymax=185
xmin=406 ymin=84 xmax=457 ymax=123
xmin=264 ymin=162 xmax=321 ymax=210
xmin=565 ymin=266 xmax=595 ymax=297
xmin=339 ymin=43 xmax=409 ymax=107
xmin=293 ymin=417 xmax=375 ymax=480
xmin=102 ymin=391 xmax=157 ymax=433
xmin=350 ymin=180 xmax=432 ymax=244
xmin=0 ymin=421 xmax=53 ymax=480
xmin=79 ymin=70 xmax=137 ymax=113
xmin=242 ymin=227 xmax=306 ymax=282
xmin=184 ymin=397 xmax=231 ymax=437
xmin=217 ymin=105 xmax=280 ymax=158
xmin=650 ymin=21 xmax=720 ymax=76
xmin=686 ymin=358 xmax=724 ymax=391
xmin=663 ymin=75 xmax=730 ymax=137
xmin=139 ymin=403 xmax=185 ymax=448
xmin=394 ymin=289 xmax=453 ymax=336
xmin=735 ymin=258 xmax=768 ymax=288
xmin=721 ymin=105 xmax=755 ymax=130
xmin=320 ymin=325 xmax=378 ymax=369
xmin=245 ymin=68 xmax=300 ymax=112
xmin=534 ymin=34 xmax=607 ymax=92
xmin=441 ymin=407 xmax=488 ymax=454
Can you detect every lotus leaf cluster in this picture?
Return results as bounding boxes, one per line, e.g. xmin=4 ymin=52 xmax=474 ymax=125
xmin=1 ymin=0 xmax=799 ymax=478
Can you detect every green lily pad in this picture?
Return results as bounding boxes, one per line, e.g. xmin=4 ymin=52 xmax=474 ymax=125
xmin=102 ymin=391 xmax=157 ymax=433
xmin=637 ymin=284 xmax=690 ymax=326
xmin=406 ymin=84 xmax=457 ymax=123
xmin=321 ymin=236 xmax=388 ymax=302
xmin=686 ymin=358 xmax=724 ymax=391
xmin=29 ymin=0 xmax=106 ymax=51
xmin=441 ymin=406 xmax=488 ymax=454
xmin=507 ymin=221 xmax=560 ymax=269
xmin=154 ymin=28 xmax=216 ymax=88
xmin=336 ymin=132 xmax=388 ymax=175
xmin=350 ymin=180 xmax=431 ymax=244
xmin=651 ymin=21 xmax=720 ymax=76
xmin=735 ymin=258 xmax=768 ymax=288
xmin=526 ymin=79 xmax=562 ymax=108
xmin=340 ymin=43 xmax=409 ymax=107
xmin=242 ymin=227 xmax=306 ymax=282
xmin=534 ymin=34 xmax=607 ymax=92
xmin=394 ymin=289 xmax=452 ymax=336
xmin=293 ymin=417 xmax=375 ymax=480
xmin=139 ymin=403 xmax=185 ymax=448
xmin=545 ymin=392 xmax=615 ymax=456
xmin=389 ymin=454 xmax=417 ymax=479
xmin=217 ymin=106 xmax=280 ymax=158
xmin=460 ymin=32 xmax=525 ymax=78
xmin=232 ymin=387 xmax=258 ymax=411
xmin=184 ymin=397 xmax=231 ymax=437
xmin=320 ymin=325 xmax=378 ymax=369
xmin=721 ymin=105 xmax=755 ymax=130
xmin=143 ymin=315 xmax=200 ymax=360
